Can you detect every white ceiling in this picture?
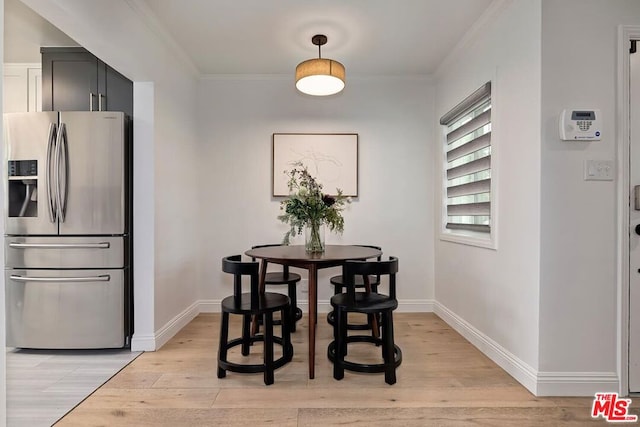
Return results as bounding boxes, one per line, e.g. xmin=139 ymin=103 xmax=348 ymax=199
xmin=4 ymin=0 xmax=494 ymax=76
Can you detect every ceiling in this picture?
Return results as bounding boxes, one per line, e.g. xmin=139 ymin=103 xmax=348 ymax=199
xmin=4 ymin=0 xmax=494 ymax=76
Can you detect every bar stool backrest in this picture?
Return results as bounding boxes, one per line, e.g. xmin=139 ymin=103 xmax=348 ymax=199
xmin=343 ymin=256 xmax=398 ymax=301
xmin=222 ymin=255 xmax=260 ymax=308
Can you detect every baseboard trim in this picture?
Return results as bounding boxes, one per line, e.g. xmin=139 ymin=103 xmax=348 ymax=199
xmin=434 ymin=301 xmax=620 ymax=396
xmin=134 ymin=301 xmax=200 ymax=351
xmin=130 ymin=334 xmax=156 ymax=352
xmin=397 ymin=299 xmax=435 ymax=312
xmin=536 ymin=371 xmax=619 ymax=396
xmin=198 ymin=300 xmax=221 ymax=313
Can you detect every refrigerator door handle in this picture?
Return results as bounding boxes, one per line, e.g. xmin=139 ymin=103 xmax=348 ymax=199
xmin=61 ymin=122 xmax=69 ymax=220
xmin=8 ymin=242 xmax=110 ymax=249
xmin=9 ymin=274 xmax=111 ymax=283
xmin=46 ymin=122 xmax=57 ymax=223
xmin=55 ymin=122 xmax=68 ymax=222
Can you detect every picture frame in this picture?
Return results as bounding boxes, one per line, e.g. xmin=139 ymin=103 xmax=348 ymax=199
xmin=272 ymin=133 xmax=358 ymax=197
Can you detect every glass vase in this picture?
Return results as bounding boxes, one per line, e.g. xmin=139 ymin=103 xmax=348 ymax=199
xmin=305 ymin=221 xmax=325 ymax=254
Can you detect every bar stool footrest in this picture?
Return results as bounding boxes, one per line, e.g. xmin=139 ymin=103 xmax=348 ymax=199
xmin=218 ymin=334 xmax=293 ymax=374
xmin=327 ymin=335 xmax=402 ymax=374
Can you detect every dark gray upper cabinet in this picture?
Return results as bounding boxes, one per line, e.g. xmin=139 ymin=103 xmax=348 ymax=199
xmin=41 ymin=47 xmax=132 ymax=117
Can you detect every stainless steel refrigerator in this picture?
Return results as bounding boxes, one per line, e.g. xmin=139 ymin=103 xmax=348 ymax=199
xmin=4 ymin=111 xmax=131 ymax=349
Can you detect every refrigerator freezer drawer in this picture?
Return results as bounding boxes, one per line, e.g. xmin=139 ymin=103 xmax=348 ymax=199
xmin=5 ymin=236 xmax=125 ymax=269
xmin=5 ymin=269 xmax=125 ymax=349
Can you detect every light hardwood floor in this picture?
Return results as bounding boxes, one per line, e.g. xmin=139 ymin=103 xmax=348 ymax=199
xmin=56 ymin=313 xmax=636 ymax=426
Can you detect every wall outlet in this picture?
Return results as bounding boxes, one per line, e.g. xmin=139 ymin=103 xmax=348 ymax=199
xmin=584 ymin=160 xmax=614 ymax=181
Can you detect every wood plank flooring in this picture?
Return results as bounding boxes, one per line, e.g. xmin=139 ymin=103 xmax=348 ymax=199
xmin=55 ymin=313 xmax=638 ymax=426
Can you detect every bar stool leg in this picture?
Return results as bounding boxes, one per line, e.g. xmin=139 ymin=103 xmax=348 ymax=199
xmin=241 ymin=313 xmax=251 ymax=356
xmin=333 ymin=308 xmax=345 ymax=380
xmin=288 ymin=282 xmax=297 ymax=332
xmin=382 ymin=311 xmax=396 ymax=385
xmin=263 ymin=312 xmax=275 ymax=385
xmin=217 ymin=312 xmax=230 ymax=378
xmin=281 ymin=307 xmax=293 ymax=360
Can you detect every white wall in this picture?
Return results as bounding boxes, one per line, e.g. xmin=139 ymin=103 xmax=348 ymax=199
xmin=434 ymin=0 xmax=543 ymax=392
xmin=196 ymin=75 xmax=434 ymax=311
xmin=436 ymin=0 xmax=640 ymax=396
xmin=19 ymin=0 xmax=201 ymax=349
xmin=539 ymin=0 xmax=640 ymax=393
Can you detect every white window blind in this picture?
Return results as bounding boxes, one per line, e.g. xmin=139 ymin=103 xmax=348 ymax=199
xmin=440 ymin=82 xmax=492 ymax=234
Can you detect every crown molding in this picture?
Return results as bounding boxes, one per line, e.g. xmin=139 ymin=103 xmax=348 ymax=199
xmin=199 ymin=73 xmax=433 ymax=83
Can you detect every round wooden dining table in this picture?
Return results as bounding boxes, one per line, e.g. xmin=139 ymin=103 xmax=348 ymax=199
xmin=244 ymin=244 xmax=382 ymax=379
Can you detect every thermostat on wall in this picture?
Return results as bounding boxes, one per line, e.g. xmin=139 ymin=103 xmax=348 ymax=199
xmin=559 ymin=109 xmax=602 ymax=141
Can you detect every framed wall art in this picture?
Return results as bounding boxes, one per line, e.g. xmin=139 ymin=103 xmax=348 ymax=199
xmin=272 ymin=133 xmax=358 ymax=197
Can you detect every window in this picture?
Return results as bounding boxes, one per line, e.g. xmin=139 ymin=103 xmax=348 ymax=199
xmin=439 ymin=82 xmax=492 ymax=236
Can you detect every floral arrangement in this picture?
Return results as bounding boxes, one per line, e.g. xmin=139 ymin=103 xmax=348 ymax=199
xmin=278 ymin=162 xmax=349 ymax=251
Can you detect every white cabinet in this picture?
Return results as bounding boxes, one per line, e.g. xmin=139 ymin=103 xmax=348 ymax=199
xmin=4 ymin=63 xmax=42 ymax=113
xmin=28 ymin=67 xmax=42 ymax=112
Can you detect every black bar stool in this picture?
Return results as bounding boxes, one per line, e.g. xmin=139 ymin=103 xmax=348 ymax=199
xmin=217 ymin=255 xmax=294 ymax=385
xmin=327 ymin=245 xmax=382 ymax=332
xmin=327 ymin=256 xmax=402 ymax=385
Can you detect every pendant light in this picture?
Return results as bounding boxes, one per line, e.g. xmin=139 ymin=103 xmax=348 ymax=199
xmin=295 ymin=34 xmax=345 ymax=96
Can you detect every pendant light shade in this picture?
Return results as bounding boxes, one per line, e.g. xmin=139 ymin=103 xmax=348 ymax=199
xmin=295 ymin=35 xmax=345 ymax=96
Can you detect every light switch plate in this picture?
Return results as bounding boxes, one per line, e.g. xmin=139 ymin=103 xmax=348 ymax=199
xmin=584 ymin=160 xmax=614 ymax=181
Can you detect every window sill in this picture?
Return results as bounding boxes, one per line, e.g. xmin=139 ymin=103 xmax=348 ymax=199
xmin=439 ymin=229 xmax=497 ymax=250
